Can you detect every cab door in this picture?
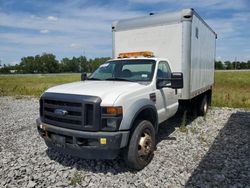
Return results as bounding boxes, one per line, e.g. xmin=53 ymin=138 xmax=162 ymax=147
xmin=155 ymin=61 xmax=179 ymax=123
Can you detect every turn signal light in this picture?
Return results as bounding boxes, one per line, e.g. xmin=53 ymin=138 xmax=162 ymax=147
xmin=106 ymin=107 xmax=123 ymax=115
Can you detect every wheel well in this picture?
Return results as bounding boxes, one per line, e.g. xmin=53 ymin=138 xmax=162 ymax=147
xmin=178 ymin=89 xmax=212 ymax=114
xmin=206 ymin=89 xmax=212 ymax=106
xmin=132 ymin=108 xmax=158 ymax=132
xmin=197 ymin=89 xmax=212 ymax=106
xmin=192 ymin=89 xmax=212 ymax=105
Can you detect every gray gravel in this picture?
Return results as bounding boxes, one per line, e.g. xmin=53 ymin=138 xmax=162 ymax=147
xmin=0 ymin=96 xmax=249 ymax=187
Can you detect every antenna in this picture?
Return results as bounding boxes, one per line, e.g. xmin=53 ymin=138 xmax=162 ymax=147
xmin=234 ymin=56 xmax=237 ymax=70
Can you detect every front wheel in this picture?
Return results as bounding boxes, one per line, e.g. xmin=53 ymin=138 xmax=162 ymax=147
xmin=124 ymin=120 xmax=156 ymax=170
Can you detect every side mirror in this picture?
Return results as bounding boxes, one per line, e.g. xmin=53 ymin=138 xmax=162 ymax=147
xmin=170 ymin=72 xmax=183 ymax=89
xmin=156 ymin=72 xmax=183 ymax=89
xmin=81 ymin=72 xmax=88 ymax=81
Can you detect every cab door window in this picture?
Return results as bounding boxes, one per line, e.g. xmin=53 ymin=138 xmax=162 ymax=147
xmin=157 ymin=61 xmax=171 ymax=85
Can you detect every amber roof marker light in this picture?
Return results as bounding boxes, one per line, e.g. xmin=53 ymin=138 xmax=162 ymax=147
xmin=118 ymin=51 xmax=154 ymax=58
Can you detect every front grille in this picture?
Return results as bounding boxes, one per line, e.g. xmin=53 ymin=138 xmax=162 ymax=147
xmin=40 ymin=92 xmax=101 ymax=131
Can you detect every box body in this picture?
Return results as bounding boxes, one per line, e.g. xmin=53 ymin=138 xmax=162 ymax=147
xmin=112 ymin=9 xmax=216 ymax=99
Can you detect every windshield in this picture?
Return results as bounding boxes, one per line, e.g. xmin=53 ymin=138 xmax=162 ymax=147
xmin=89 ymin=59 xmax=156 ymax=82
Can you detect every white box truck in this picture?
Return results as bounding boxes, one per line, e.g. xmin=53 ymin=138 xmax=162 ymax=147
xmin=36 ymin=8 xmax=216 ymax=170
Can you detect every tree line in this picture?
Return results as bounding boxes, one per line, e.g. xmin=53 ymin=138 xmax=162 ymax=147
xmin=1 ymin=53 xmax=250 ymax=74
xmin=0 ymin=53 xmax=110 ymax=74
xmin=215 ymin=60 xmax=250 ymax=70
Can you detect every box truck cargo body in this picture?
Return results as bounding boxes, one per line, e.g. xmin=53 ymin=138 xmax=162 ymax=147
xmin=112 ymin=8 xmax=216 ymax=100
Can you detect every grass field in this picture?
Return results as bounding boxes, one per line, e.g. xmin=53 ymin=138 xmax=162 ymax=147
xmin=0 ymin=74 xmax=80 ymax=97
xmin=0 ymin=71 xmax=250 ymax=109
xmin=213 ymin=71 xmax=250 ymax=109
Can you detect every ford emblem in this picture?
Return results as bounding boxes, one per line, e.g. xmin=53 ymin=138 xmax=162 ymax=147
xmin=54 ymin=109 xmax=68 ymax=116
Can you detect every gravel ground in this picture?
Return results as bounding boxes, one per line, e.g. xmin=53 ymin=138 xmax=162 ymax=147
xmin=0 ymin=96 xmax=249 ymax=188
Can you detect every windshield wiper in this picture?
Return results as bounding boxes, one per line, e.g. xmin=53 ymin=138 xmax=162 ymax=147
xmin=105 ymin=77 xmax=133 ymax=82
xmin=87 ymin=77 xmax=101 ymax=80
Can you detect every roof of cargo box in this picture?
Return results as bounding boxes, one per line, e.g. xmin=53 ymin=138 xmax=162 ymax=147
xmin=112 ymin=8 xmax=216 ymax=36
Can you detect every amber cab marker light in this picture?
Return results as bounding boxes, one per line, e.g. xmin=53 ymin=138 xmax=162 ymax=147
xmin=118 ymin=51 xmax=154 ymax=58
xmin=106 ymin=107 xmax=123 ymax=115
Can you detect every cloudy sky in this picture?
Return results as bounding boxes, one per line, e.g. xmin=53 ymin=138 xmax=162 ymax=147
xmin=0 ymin=0 xmax=250 ymax=65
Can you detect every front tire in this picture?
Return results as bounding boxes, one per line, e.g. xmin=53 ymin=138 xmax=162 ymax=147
xmin=124 ymin=120 xmax=156 ymax=170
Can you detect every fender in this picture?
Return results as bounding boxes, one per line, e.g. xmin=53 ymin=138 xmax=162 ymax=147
xmin=119 ymin=98 xmax=158 ymax=131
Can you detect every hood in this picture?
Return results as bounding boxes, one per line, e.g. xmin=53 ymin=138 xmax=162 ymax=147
xmin=45 ymin=81 xmax=147 ymax=106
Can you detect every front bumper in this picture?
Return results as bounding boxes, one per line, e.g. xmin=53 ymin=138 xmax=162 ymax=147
xmin=36 ymin=118 xmax=129 ymax=159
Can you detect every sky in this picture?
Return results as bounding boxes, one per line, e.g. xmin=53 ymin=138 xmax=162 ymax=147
xmin=0 ymin=0 xmax=250 ymax=65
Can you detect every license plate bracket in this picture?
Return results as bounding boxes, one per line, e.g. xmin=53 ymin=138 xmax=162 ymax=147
xmin=51 ymin=134 xmax=66 ymax=148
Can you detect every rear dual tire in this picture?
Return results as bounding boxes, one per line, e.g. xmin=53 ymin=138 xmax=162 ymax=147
xmin=198 ymin=95 xmax=208 ymax=116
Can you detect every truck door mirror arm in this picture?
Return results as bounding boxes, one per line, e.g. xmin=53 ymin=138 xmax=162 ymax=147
xmin=81 ymin=72 xmax=88 ymax=81
xmin=156 ymin=78 xmax=167 ymax=89
xmin=156 ymin=72 xmax=183 ymax=89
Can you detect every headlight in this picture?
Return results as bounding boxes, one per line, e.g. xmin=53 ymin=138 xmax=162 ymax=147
xmin=106 ymin=119 xmax=118 ymax=129
xmin=101 ymin=107 xmax=123 ymax=131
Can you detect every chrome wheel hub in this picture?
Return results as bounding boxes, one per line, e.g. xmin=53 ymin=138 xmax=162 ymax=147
xmin=204 ymin=101 xmax=208 ymax=112
xmin=138 ymin=132 xmax=153 ymax=157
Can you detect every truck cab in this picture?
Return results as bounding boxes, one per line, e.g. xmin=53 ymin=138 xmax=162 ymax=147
xmin=37 ymin=52 xmax=183 ymax=170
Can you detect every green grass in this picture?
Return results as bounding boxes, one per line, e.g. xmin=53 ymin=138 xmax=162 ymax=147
xmin=179 ymin=110 xmax=188 ymax=133
xmin=0 ymin=74 xmax=79 ymax=97
xmin=213 ymin=71 xmax=250 ymax=109
xmin=0 ymin=71 xmax=249 ymax=109
xmin=70 ymin=172 xmax=82 ymax=186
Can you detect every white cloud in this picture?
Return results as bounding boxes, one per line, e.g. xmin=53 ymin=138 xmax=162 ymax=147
xmin=206 ymin=19 xmax=234 ymax=38
xmin=0 ymin=0 xmax=249 ymax=64
xmin=47 ymin=16 xmax=58 ymax=21
xmin=10 ymin=61 xmax=19 ymax=65
xmin=130 ymin=0 xmax=247 ymax=11
xmin=70 ymin=43 xmax=82 ymax=49
xmin=206 ymin=10 xmax=250 ymax=40
xmin=0 ymin=2 xmax=152 ymax=64
xmin=40 ymin=29 xmax=50 ymax=34
xmin=0 ymin=7 xmax=142 ymax=34
xmin=128 ymin=0 xmax=173 ymax=4
xmin=184 ymin=0 xmax=247 ymax=10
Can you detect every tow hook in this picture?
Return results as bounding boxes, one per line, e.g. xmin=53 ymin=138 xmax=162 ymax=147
xmin=39 ymin=124 xmax=48 ymax=138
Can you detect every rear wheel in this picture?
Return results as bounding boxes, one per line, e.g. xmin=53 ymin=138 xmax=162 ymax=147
xmin=198 ymin=95 xmax=208 ymax=116
xmin=124 ymin=120 xmax=156 ymax=170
